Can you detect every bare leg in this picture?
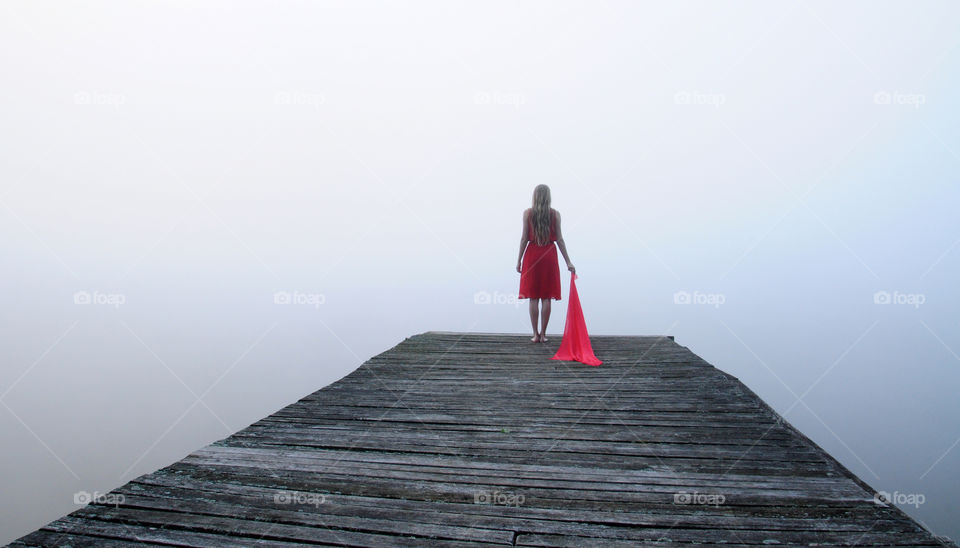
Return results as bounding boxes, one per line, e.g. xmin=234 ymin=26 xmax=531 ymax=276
xmin=539 ymin=299 xmax=551 ymax=342
xmin=528 ymin=298 xmax=540 ymax=342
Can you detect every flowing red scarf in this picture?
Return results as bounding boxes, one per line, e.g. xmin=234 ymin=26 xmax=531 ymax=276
xmin=551 ymin=272 xmax=602 ymax=366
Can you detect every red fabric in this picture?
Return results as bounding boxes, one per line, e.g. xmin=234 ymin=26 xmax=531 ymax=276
xmin=551 ymin=272 xmax=602 ymax=366
xmin=518 ymin=210 xmax=561 ymax=300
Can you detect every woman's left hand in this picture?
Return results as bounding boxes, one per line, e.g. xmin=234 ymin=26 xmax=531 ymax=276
xmin=516 ymin=261 xmax=522 ymax=273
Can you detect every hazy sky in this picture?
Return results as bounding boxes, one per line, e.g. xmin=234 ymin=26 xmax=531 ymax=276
xmin=2 ymin=1 xmax=959 ymax=543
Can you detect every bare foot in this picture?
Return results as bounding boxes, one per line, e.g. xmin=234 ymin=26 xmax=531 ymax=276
xmin=531 ymin=334 xmax=540 ymax=342
xmin=539 ymin=333 xmax=548 ymax=343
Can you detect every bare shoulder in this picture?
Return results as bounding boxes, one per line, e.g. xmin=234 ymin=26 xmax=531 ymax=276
xmin=552 ymin=208 xmax=561 ymax=219
xmin=524 ymin=208 xmax=531 ymax=218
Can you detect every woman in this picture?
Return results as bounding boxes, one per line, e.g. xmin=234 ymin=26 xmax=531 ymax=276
xmin=517 ymin=184 xmax=575 ymax=343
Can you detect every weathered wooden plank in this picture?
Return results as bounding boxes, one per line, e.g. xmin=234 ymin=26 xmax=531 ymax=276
xmin=515 ymin=530 xmax=946 ymax=547
xmin=183 ymin=445 xmax=866 ymax=489
xmin=121 ymin=476 xmax=915 ymax=534
xmin=179 ymin=450 xmax=867 ymax=498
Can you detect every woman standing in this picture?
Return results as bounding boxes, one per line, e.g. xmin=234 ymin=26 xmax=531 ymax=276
xmin=517 ymin=184 xmax=575 ymax=342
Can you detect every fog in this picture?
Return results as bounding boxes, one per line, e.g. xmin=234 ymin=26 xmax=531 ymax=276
xmin=2 ymin=0 xmax=958 ymax=543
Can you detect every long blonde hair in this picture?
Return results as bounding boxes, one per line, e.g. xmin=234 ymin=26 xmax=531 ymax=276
xmin=530 ymin=184 xmax=553 ymax=246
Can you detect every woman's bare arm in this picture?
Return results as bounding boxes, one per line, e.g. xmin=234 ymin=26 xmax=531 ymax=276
xmin=554 ymin=210 xmax=575 ymax=273
xmin=517 ymin=209 xmax=530 ymax=273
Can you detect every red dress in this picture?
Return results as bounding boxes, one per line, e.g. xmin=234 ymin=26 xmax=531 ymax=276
xmin=519 ymin=209 xmax=562 ymax=300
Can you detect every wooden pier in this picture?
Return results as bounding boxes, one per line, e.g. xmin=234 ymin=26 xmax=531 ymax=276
xmin=10 ymin=331 xmax=953 ymax=546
